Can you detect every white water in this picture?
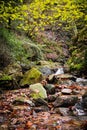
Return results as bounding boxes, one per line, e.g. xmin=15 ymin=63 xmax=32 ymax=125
xmin=54 ymin=67 xmax=64 ymax=75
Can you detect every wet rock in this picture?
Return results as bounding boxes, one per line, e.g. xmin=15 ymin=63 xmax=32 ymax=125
xmin=55 ymin=107 xmax=69 ymax=116
xmin=34 ymin=106 xmax=49 ymax=112
xmin=82 ymin=91 xmax=87 ymax=110
xmin=47 ymin=95 xmax=57 ymax=102
xmin=39 ymin=66 xmax=52 ymax=76
xmin=12 ymin=96 xmax=34 ymax=106
xmin=76 ymin=78 xmax=87 ymax=86
xmin=61 ymin=88 xmax=72 ymax=94
xmin=20 ymin=63 xmax=31 ymax=73
xmin=59 ymin=79 xmax=74 ymax=86
xmin=44 ymin=84 xmax=55 ymax=94
xmin=55 ymin=74 xmax=76 ymax=83
xmin=72 ymin=102 xmax=86 ymax=116
xmin=29 ymin=83 xmax=47 ymax=99
xmin=70 ymin=91 xmax=87 ymax=116
xmin=53 ymin=97 xmax=63 ymax=107
xmin=34 ymin=98 xmax=48 ymax=106
xmin=20 ymin=68 xmax=43 ymax=86
xmin=46 ymin=74 xmax=58 ymax=84
xmin=53 ymin=96 xmax=78 ymax=107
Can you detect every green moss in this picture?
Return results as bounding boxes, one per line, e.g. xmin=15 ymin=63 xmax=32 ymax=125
xmin=0 ymin=74 xmax=12 ymax=81
xmin=67 ymin=56 xmax=83 ymax=71
xmin=20 ymin=67 xmax=42 ymax=86
xmin=30 ymin=83 xmax=47 ymax=99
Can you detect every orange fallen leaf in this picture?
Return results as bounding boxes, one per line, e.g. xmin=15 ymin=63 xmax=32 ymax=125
xmin=26 ymin=121 xmax=33 ymax=128
xmin=56 ymin=125 xmax=61 ymax=129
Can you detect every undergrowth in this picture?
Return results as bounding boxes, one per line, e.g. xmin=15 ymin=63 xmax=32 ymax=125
xmin=0 ymin=28 xmax=29 ymax=63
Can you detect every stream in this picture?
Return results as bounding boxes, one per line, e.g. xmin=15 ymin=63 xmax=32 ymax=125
xmin=0 ymin=67 xmax=87 ymax=130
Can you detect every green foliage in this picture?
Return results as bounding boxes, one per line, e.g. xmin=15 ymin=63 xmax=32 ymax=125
xmin=0 ymin=0 xmax=28 ymax=29
xmin=67 ymin=46 xmax=87 ymax=72
xmin=25 ymin=0 xmax=87 ymax=37
xmin=0 ymin=0 xmax=87 ymax=38
xmin=84 ymin=50 xmax=87 ymax=69
xmin=0 ymin=0 xmax=87 ymax=75
xmin=0 ymin=27 xmax=29 ymax=63
xmin=0 ymin=74 xmax=12 ymax=81
xmin=67 ymin=58 xmax=83 ymax=71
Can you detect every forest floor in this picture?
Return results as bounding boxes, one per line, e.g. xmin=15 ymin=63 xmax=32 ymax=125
xmin=0 ymin=86 xmax=87 ymax=130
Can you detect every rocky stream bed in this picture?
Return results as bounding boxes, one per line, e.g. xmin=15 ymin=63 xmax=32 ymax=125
xmin=0 ymin=62 xmax=87 ymax=130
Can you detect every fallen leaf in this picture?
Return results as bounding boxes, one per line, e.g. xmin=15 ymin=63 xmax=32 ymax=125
xmin=26 ymin=121 xmax=33 ymax=128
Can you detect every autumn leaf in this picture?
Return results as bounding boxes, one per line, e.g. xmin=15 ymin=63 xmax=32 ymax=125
xmin=26 ymin=121 xmax=33 ymax=128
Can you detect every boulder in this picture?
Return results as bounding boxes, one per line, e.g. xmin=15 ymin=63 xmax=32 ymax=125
xmin=46 ymin=74 xmax=58 ymax=84
xmin=34 ymin=98 xmax=48 ymax=106
xmin=46 ymin=73 xmax=76 ymax=84
xmin=76 ymin=78 xmax=87 ymax=86
xmin=20 ymin=68 xmax=42 ymax=86
xmin=0 ymin=74 xmax=13 ymax=89
xmin=1 ymin=63 xmax=23 ymax=89
xmin=39 ymin=66 xmax=52 ymax=76
xmin=29 ymin=83 xmax=47 ymax=99
xmin=4 ymin=63 xmax=23 ymax=81
xmin=53 ymin=96 xmax=78 ymax=107
xmin=44 ymin=84 xmax=55 ymax=94
xmin=47 ymin=94 xmax=57 ymax=102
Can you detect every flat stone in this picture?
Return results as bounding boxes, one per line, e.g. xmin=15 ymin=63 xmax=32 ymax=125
xmin=61 ymin=88 xmax=72 ymax=94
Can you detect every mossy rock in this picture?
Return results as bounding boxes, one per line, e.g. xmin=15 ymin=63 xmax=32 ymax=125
xmin=4 ymin=63 xmax=23 ymax=76
xmin=29 ymin=83 xmax=47 ymax=99
xmin=20 ymin=68 xmax=43 ymax=86
xmin=12 ymin=96 xmax=34 ymax=106
xmin=0 ymin=74 xmax=13 ymax=89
